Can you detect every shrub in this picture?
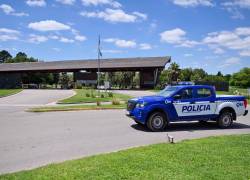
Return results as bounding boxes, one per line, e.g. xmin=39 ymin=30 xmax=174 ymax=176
xmin=96 ymin=100 xmax=101 ymax=106
xmin=108 ymin=92 xmax=113 ymax=97
xmin=76 ymin=84 xmax=82 ymax=89
xmin=86 ymin=93 xmax=90 ymax=97
xmin=91 ymin=90 xmax=95 ymax=98
xmin=101 ymin=94 xmax=105 ymax=98
xmin=112 ymin=98 xmax=120 ymax=105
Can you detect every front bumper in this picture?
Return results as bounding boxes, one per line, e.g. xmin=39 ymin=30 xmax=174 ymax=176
xmin=243 ymin=110 xmax=248 ymax=116
xmin=126 ymin=109 xmax=146 ymax=124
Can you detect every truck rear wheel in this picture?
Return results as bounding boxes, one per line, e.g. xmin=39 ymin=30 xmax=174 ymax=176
xmin=217 ymin=111 xmax=233 ymax=128
xmin=147 ymin=112 xmax=167 ymax=132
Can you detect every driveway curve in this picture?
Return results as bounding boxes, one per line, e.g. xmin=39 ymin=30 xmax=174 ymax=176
xmin=0 ymin=89 xmax=74 ymax=106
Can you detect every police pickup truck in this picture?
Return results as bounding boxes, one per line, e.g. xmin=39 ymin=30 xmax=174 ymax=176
xmin=126 ymin=85 xmax=248 ymax=131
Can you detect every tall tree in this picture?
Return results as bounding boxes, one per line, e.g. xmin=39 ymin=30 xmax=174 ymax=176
xmin=230 ymin=68 xmax=250 ymax=88
xmin=180 ymin=68 xmax=193 ymax=81
xmin=6 ymin=52 xmax=37 ymax=63
xmin=191 ymin=69 xmax=207 ymax=81
xmin=0 ymin=50 xmax=12 ymax=63
xmin=168 ymin=62 xmax=181 ymax=84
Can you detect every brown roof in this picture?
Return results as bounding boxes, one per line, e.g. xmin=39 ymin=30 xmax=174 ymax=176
xmin=0 ymin=56 xmax=171 ymax=72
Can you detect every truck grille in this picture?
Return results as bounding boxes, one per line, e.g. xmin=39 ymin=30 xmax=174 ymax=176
xmin=127 ymin=101 xmax=136 ymax=111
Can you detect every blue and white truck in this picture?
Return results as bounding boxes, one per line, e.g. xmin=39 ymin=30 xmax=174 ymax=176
xmin=126 ymin=85 xmax=248 ymax=131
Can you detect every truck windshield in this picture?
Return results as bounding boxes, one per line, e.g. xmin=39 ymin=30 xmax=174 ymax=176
xmin=157 ymin=86 xmax=180 ymax=97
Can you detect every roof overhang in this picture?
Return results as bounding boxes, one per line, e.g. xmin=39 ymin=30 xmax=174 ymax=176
xmin=0 ymin=56 xmax=171 ymax=73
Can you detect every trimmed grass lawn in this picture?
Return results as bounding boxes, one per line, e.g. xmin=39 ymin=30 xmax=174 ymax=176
xmin=28 ymin=104 xmax=126 ymax=112
xmin=58 ymin=89 xmax=132 ymax=104
xmin=1 ymin=134 xmax=250 ymax=179
xmin=0 ymin=89 xmax=22 ymax=98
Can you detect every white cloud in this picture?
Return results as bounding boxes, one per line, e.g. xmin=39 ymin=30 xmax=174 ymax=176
xmin=222 ymin=0 xmax=250 ymax=9
xmin=221 ymin=1 xmax=250 ymax=19
xmin=102 ymin=49 xmax=124 ymax=53
xmin=139 ymin=43 xmax=152 ymax=50
xmin=0 ymin=4 xmax=29 ymax=16
xmin=81 ymin=0 xmax=121 ymax=8
xmin=75 ymin=35 xmax=87 ymax=41
xmin=59 ymin=37 xmax=74 ymax=43
xmin=0 ymin=28 xmax=20 ymax=41
xmin=219 ymin=57 xmax=241 ymax=68
xmin=0 ymin=4 xmax=14 ymax=14
xmin=28 ymin=34 xmax=48 ymax=43
xmin=104 ymin=38 xmax=136 ymax=48
xmin=0 ymin=28 xmax=20 ymax=34
xmin=132 ymin=12 xmax=147 ymax=20
xmin=184 ymin=53 xmax=193 ymax=57
xmin=80 ymin=8 xmax=147 ymax=23
xmin=239 ymin=49 xmax=250 ymax=56
xmin=171 ymin=0 xmax=214 ymax=7
xmin=203 ymin=28 xmax=250 ymax=54
xmin=160 ymin=28 xmax=186 ymax=43
xmin=235 ymin=27 xmax=250 ymax=36
xmin=56 ymin=0 xmax=75 ymax=5
xmin=26 ymin=0 xmax=46 ymax=7
xmin=28 ymin=20 xmax=71 ymax=31
xmin=52 ymin=47 xmax=61 ymax=52
xmin=160 ymin=28 xmax=199 ymax=47
xmin=213 ymin=48 xmax=225 ymax=54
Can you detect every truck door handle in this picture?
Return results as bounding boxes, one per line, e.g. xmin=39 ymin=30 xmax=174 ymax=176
xmin=190 ymin=102 xmax=196 ymax=104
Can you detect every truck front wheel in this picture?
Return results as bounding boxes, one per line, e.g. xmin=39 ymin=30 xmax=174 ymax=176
xmin=217 ymin=111 xmax=233 ymax=128
xmin=147 ymin=112 xmax=167 ymax=131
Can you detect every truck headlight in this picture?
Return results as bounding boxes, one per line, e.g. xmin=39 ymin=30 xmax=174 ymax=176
xmin=136 ymin=102 xmax=147 ymax=108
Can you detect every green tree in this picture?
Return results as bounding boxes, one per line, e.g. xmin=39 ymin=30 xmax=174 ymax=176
xmin=230 ymin=68 xmax=250 ymax=88
xmin=0 ymin=50 xmax=12 ymax=63
xmin=168 ymin=62 xmax=181 ymax=84
xmin=191 ymin=69 xmax=207 ymax=82
xmin=217 ymin=71 xmax=223 ymax=77
xmin=6 ymin=52 xmax=38 ymax=63
xmin=159 ymin=69 xmax=170 ymax=86
xmin=59 ymin=73 xmax=70 ymax=89
xmin=180 ymin=68 xmax=193 ymax=81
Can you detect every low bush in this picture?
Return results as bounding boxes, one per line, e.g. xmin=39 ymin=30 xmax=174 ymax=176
xmin=85 ymin=93 xmax=90 ymax=97
xmin=96 ymin=100 xmax=101 ymax=106
xmin=108 ymin=92 xmax=113 ymax=97
xmin=112 ymin=98 xmax=120 ymax=105
xmin=91 ymin=90 xmax=95 ymax=98
xmin=101 ymin=94 xmax=105 ymax=98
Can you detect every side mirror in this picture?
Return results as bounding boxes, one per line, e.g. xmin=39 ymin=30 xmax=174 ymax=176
xmin=173 ymin=94 xmax=181 ymax=100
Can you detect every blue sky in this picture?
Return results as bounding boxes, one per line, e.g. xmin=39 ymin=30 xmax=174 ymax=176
xmin=0 ymin=0 xmax=250 ymax=74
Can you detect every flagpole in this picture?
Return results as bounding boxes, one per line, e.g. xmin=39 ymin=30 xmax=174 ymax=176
xmin=97 ymin=35 xmax=101 ymax=95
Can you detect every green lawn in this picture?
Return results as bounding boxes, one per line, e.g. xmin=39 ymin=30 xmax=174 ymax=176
xmin=0 ymin=89 xmax=22 ymax=98
xmin=1 ymin=134 xmax=250 ymax=179
xmin=28 ymin=104 xmax=126 ymax=112
xmin=58 ymin=89 xmax=133 ymax=104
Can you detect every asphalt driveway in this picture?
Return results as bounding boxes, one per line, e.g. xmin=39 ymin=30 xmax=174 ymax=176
xmin=0 ymin=90 xmax=249 ymax=174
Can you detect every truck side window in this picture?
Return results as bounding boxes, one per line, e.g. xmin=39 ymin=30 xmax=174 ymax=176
xmin=197 ymin=88 xmax=212 ymax=98
xmin=176 ymin=88 xmax=193 ymax=100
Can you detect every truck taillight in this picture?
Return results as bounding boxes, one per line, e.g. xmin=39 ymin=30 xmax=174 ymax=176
xmin=244 ymin=99 xmax=248 ymax=108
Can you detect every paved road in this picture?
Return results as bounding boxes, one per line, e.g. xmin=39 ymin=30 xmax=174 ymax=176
xmin=0 ymin=90 xmax=249 ymax=174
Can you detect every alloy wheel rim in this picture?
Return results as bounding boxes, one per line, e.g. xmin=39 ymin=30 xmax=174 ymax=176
xmin=222 ymin=115 xmax=231 ymax=126
xmin=152 ymin=116 xmax=163 ymax=128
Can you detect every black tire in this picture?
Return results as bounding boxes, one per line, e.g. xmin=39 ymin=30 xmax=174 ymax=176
xmin=217 ymin=111 xmax=233 ymax=128
xmin=147 ymin=112 xmax=167 ymax=132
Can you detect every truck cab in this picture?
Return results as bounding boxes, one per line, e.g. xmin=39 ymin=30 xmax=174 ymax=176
xmin=126 ymin=85 xmax=248 ymax=131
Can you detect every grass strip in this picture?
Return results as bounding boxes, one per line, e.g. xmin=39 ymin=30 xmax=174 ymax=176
xmin=0 ymin=89 xmax=22 ymax=98
xmin=58 ymin=89 xmax=132 ymax=104
xmin=1 ymin=134 xmax=250 ymax=179
xmin=28 ymin=104 xmax=126 ymax=112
